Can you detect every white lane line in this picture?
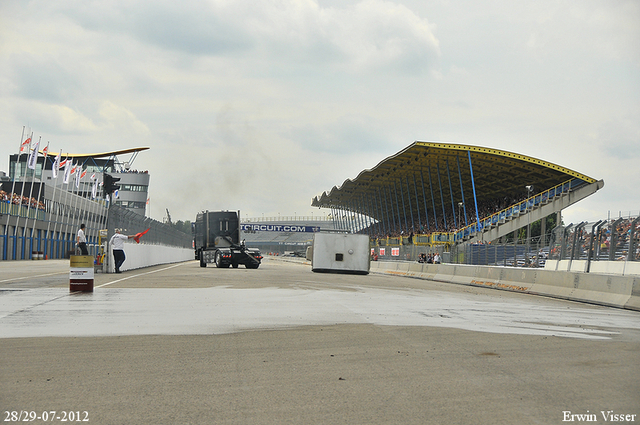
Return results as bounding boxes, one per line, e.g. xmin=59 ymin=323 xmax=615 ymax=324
xmin=96 ymin=262 xmax=189 ymax=288
xmin=0 ymin=271 xmax=67 ymax=283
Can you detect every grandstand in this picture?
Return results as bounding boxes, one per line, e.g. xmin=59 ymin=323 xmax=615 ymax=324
xmin=311 ymin=141 xmax=606 ymax=264
xmin=2 ymin=145 xmax=189 ymax=261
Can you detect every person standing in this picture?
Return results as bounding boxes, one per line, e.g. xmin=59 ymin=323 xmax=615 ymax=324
xmin=77 ymin=223 xmax=88 ymax=255
xmin=110 ymin=229 xmax=134 ymax=273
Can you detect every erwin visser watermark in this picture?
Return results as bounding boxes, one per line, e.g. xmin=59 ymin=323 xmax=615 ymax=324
xmin=563 ymin=410 xmax=637 ymax=422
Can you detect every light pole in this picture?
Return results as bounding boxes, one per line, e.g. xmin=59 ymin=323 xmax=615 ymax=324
xmin=525 ymin=185 xmax=534 ymax=265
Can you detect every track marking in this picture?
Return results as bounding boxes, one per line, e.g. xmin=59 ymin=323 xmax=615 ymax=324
xmin=96 ymin=262 xmax=188 ymax=288
xmin=0 ymin=271 xmax=67 ymax=284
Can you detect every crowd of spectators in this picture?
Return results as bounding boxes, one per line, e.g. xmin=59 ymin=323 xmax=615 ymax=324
xmin=365 ymin=192 xmax=529 ymax=243
xmin=112 ymin=169 xmax=149 ymax=174
xmin=0 ymin=189 xmax=46 ymax=211
xmin=553 ymin=217 xmax=640 ymax=262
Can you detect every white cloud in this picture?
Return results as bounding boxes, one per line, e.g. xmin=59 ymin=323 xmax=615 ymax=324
xmin=98 ymin=101 xmax=150 ymax=135
xmin=0 ymin=0 xmax=638 ymax=223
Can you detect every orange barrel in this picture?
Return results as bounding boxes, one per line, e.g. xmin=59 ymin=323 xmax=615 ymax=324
xmin=70 ymin=255 xmax=94 ymax=292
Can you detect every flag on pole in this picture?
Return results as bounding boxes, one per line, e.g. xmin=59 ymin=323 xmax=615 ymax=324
xmin=42 ymin=143 xmax=49 ymax=157
xmin=114 ymin=189 xmax=119 ymax=199
xmin=75 ymin=166 xmax=81 ymax=188
xmin=20 ymin=137 xmax=31 ymax=153
xmin=59 ymin=158 xmax=68 ymax=168
xmin=27 ymin=139 xmax=40 ymax=170
xmin=52 ymin=151 xmax=61 ymax=179
xmin=90 ymin=173 xmax=96 ymax=180
xmin=63 ymin=159 xmax=71 ymax=184
xmin=80 ymin=170 xmax=87 ymax=179
xmin=92 ymin=180 xmax=97 ymax=199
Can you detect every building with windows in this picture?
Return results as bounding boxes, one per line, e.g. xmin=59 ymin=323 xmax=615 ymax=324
xmin=8 ymin=147 xmax=150 ymax=216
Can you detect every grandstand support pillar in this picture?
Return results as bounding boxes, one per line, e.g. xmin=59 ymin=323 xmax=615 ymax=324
xmin=467 ymin=151 xmax=481 ymax=232
xmin=405 ymin=176 xmax=414 ymax=232
xmin=366 ymin=195 xmax=375 ymax=236
xmin=391 ymin=184 xmax=401 ymax=234
xmin=381 ymin=188 xmax=390 ymax=236
xmin=446 ymin=159 xmax=457 ymax=229
xmin=419 ymin=169 xmax=429 ymax=232
xmin=456 ymin=155 xmax=468 ymax=226
xmin=384 ymin=186 xmax=395 ymax=234
xmin=427 ymin=166 xmax=438 ymax=231
xmin=356 ymin=197 xmax=365 ymax=234
xmin=412 ymin=173 xmax=421 ymax=232
xmin=395 ymin=180 xmax=407 ymax=233
xmin=436 ymin=162 xmax=447 ymax=230
xmin=374 ymin=190 xmax=385 ymax=236
xmin=525 ymin=185 xmax=534 ymax=264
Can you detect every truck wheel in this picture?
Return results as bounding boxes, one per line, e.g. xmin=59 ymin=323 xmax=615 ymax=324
xmin=246 ymin=263 xmax=259 ymax=269
xmin=215 ymin=251 xmax=222 ymax=268
xmin=200 ymin=256 xmax=207 ymax=267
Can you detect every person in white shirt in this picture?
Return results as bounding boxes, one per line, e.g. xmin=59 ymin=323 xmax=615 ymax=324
xmin=109 ymin=229 xmax=134 ymax=273
xmin=77 ymin=224 xmax=88 ymax=255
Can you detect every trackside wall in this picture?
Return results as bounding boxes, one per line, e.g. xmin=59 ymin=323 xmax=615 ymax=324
xmin=107 ymin=243 xmax=193 ymax=273
xmin=370 ymin=261 xmax=640 ymax=311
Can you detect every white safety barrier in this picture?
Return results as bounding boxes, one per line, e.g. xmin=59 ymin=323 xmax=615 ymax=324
xmin=107 ymin=243 xmax=193 ymax=273
xmin=370 ymin=261 xmax=640 ymax=311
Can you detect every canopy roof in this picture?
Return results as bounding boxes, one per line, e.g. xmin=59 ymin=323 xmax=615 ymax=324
xmin=39 ymin=147 xmax=150 ymax=159
xmin=312 ymin=141 xmax=597 ymax=223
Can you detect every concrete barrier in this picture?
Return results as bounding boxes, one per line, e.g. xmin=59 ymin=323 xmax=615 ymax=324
xmin=546 ymin=259 xmax=640 ymax=276
xmin=626 ymin=277 xmax=640 ymax=310
xmin=370 ymin=260 xmax=639 ymax=311
xmin=107 ymin=243 xmax=194 ymax=273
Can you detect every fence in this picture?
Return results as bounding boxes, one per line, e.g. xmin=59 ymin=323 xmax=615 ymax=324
xmin=369 ymin=215 xmax=640 ymax=269
xmin=106 ymin=203 xmax=192 ymax=249
xmin=1 ymin=194 xmax=191 ymax=261
xmin=548 ymin=216 xmax=640 ymax=265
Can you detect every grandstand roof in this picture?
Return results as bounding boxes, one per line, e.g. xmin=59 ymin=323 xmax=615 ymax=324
xmin=39 ymin=147 xmax=150 ymax=159
xmin=311 ymin=141 xmax=598 ymax=222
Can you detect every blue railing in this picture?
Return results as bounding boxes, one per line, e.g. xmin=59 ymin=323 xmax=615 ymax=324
xmin=453 ymin=178 xmax=587 ymax=242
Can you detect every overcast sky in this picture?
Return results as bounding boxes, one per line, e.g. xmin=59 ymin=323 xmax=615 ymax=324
xmin=1 ymin=0 xmax=638 ymax=224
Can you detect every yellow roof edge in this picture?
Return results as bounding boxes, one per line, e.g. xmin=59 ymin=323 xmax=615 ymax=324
xmin=414 ymin=141 xmax=596 ymax=184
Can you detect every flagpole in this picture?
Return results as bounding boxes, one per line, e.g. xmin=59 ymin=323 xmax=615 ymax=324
xmin=14 ymin=131 xmax=32 ymax=233
xmin=73 ymin=167 xmax=87 ymax=253
xmin=69 ymin=163 xmax=84 ymax=254
xmin=90 ymin=175 xmax=101 ymax=256
xmin=89 ymin=174 xmax=100 ymax=255
xmin=30 ymin=141 xmax=49 ymax=254
xmin=4 ymin=126 xmax=25 ymax=237
xmin=61 ymin=156 xmax=73 ymax=256
xmin=65 ymin=162 xmax=77 ymax=254
xmin=14 ymin=132 xmax=33 ymax=257
xmin=51 ymin=154 xmax=69 ymax=259
xmin=23 ymin=136 xmax=41 ymax=250
xmin=47 ymin=149 xmax=63 ymax=259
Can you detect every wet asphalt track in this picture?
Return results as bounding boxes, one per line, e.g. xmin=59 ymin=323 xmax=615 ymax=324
xmin=1 ymin=258 xmax=639 ymax=424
